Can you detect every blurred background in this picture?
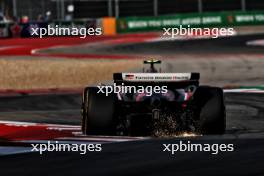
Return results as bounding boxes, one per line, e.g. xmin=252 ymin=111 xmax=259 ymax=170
xmin=0 ymin=0 xmax=263 ymax=37
xmin=0 ymin=0 xmax=264 ymax=21
xmin=0 ymin=0 xmax=263 ymax=89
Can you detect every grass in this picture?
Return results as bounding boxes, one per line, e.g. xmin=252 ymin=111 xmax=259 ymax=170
xmin=0 ymin=57 xmax=141 ymax=89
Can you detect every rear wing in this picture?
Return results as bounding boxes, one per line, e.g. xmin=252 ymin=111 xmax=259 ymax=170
xmin=113 ymin=73 xmax=200 ymax=82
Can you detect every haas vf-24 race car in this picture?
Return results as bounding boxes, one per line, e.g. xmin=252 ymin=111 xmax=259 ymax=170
xmin=81 ymin=60 xmax=226 ymax=136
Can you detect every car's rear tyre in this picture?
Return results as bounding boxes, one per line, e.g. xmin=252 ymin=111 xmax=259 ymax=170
xmin=193 ymin=86 xmax=226 ymax=135
xmin=82 ymin=87 xmax=115 ymax=135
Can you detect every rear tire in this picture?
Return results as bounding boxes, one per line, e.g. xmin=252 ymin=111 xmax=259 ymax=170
xmin=82 ymin=87 xmax=115 ymax=135
xmin=193 ymin=86 xmax=226 ymax=134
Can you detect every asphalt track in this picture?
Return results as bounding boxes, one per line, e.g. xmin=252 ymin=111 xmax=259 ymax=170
xmin=0 ymin=93 xmax=264 ymax=175
xmin=43 ymin=33 xmax=264 ymax=55
xmin=0 ymin=34 xmax=264 ymax=175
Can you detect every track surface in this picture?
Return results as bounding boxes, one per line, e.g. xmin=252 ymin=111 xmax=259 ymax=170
xmin=0 ymin=93 xmax=264 ymax=176
xmin=41 ymin=33 xmax=264 ymax=87
xmin=0 ymin=33 xmax=158 ymax=59
xmin=0 ymin=34 xmax=264 ymax=175
xmin=44 ymin=33 xmax=264 ymax=56
xmin=0 ymin=93 xmax=264 ymax=134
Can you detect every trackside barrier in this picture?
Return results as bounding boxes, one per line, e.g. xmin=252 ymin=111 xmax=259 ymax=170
xmin=101 ymin=17 xmax=117 ymax=36
xmin=0 ymin=19 xmax=98 ymax=38
xmin=2 ymin=11 xmax=264 ymax=37
xmin=116 ymin=11 xmax=264 ymax=33
xmin=51 ymin=19 xmax=97 ymax=29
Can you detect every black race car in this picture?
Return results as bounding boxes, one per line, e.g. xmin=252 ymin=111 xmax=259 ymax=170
xmin=81 ymin=60 xmax=226 ymax=136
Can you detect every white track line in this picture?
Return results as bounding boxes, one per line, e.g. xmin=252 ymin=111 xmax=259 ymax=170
xmin=0 ymin=120 xmax=79 ymax=128
xmin=247 ymin=39 xmax=264 ymax=46
xmin=224 ymin=89 xmax=264 ymax=93
xmin=0 ymin=146 xmax=32 ymax=156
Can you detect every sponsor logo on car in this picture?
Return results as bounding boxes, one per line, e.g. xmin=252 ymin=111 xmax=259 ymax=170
xmin=125 ymin=74 xmax=134 ymax=79
xmin=122 ymin=73 xmax=191 ymax=82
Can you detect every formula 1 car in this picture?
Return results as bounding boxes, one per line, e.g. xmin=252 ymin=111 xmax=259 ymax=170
xmin=81 ymin=60 xmax=226 ymax=136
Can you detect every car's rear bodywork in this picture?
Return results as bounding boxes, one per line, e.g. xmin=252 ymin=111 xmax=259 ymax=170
xmin=82 ymin=60 xmax=226 ymax=136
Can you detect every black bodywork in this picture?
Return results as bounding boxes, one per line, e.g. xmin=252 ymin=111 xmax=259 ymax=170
xmin=81 ymin=60 xmax=226 ymax=136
